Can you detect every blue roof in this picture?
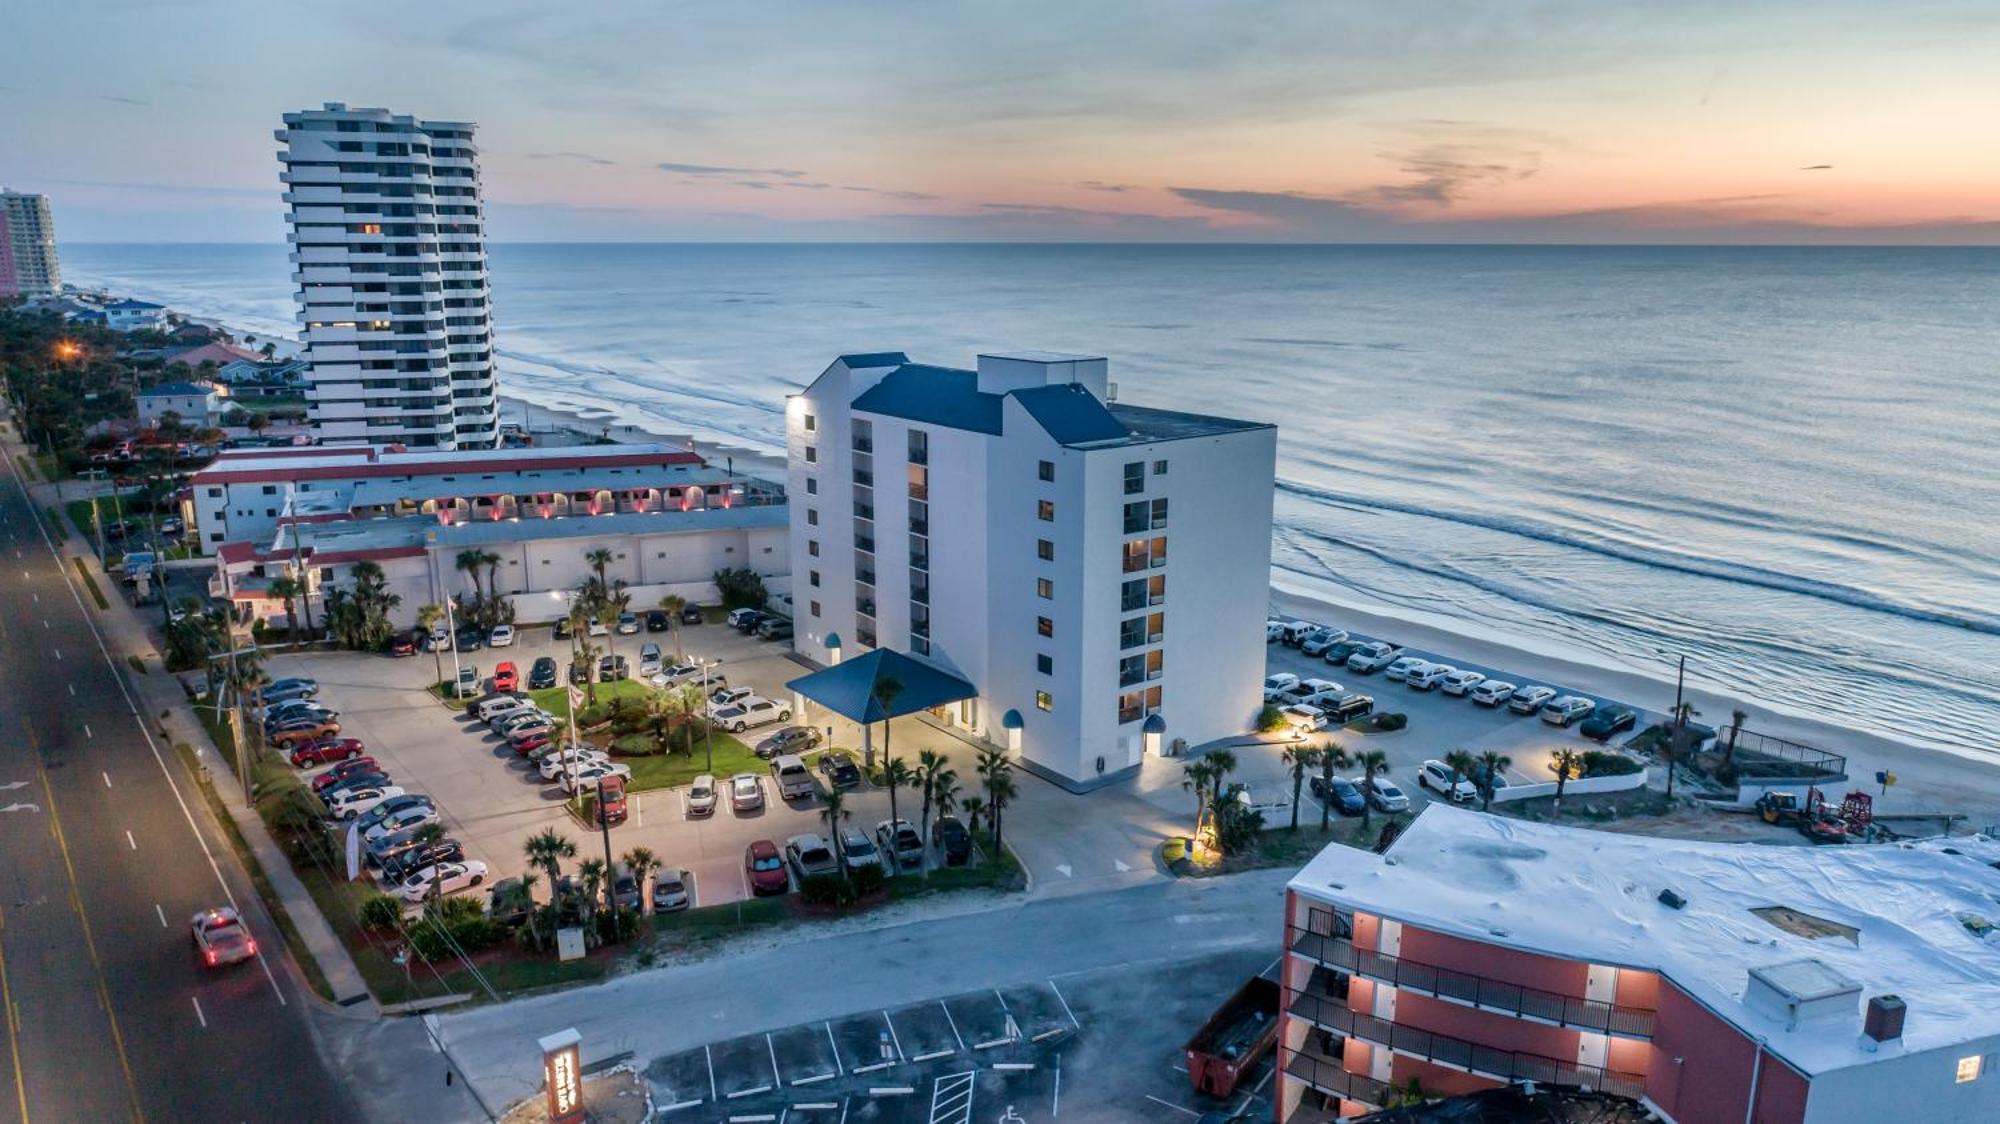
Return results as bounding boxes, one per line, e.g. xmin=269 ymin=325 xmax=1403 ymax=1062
xmin=838 ymin=352 xmax=910 ymax=370
xmin=108 ymin=299 xmax=164 ymax=311
xmin=1010 ymin=384 xmax=1129 ymax=446
xmin=140 ymin=382 xmax=216 ymax=397
xmin=785 ymin=649 xmax=977 ymax=723
xmin=851 ymin=364 xmax=1003 ymax=436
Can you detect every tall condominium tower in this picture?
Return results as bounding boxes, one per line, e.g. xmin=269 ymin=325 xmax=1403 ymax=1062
xmin=275 ymin=103 xmax=501 ymax=449
xmin=0 ymin=189 xmax=62 ymax=298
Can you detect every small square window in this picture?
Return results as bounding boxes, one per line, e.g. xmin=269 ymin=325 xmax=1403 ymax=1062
xmin=809 ymin=570 xmax=821 ymax=588
xmin=1037 ymin=539 xmax=1054 ymax=561
xmin=1036 ymin=616 xmax=1053 ymax=637
xmin=807 ymin=508 xmax=819 ymax=526
xmin=1036 ymin=654 xmax=1052 ymax=675
xmin=808 ymin=540 xmax=820 ymax=557
xmin=805 ymin=478 xmax=818 ymax=495
xmin=810 ymin=600 xmax=821 ymax=617
xmin=1035 ymin=690 xmax=1053 ymax=712
xmin=1153 ymin=459 xmax=1168 ymax=475
xmin=1036 ymin=578 xmax=1053 ymax=599
xmin=1037 ymin=500 xmax=1054 ymax=522
xmin=1958 ymin=1055 xmax=1982 ymax=1083
xmin=803 ymin=414 xmax=816 ymax=432
xmin=804 ymin=446 xmax=817 ymax=464
xmin=1037 ymin=460 xmax=1054 ymax=482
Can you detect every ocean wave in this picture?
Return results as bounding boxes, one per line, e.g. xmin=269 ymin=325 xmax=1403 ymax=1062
xmin=1275 ymin=478 xmax=2000 ymax=637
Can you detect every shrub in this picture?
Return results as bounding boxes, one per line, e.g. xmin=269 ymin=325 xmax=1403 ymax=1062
xmin=594 ymin=906 xmax=642 ymax=944
xmin=358 ymin=893 xmax=404 ymax=933
xmin=800 ymin=872 xmax=857 ymax=906
xmin=1255 ymin=704 xmax=1288 ymax=733
xmin=1371 ymin=712 xmax=1408 ymax=732
xmin=712 ymin=567 xmax=768 ymax=611
xmin=612 ymin=733 xmax=655 ymax=756
xmin=407 ymin=895 xmax=505 ymax=960
xmin=1581 ymin=751 xmax=1641 ymax=778
xmin=850 ymin=862 xmax=886 ymax=896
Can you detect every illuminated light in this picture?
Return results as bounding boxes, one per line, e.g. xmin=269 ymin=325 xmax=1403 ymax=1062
xmin=1959 ymin=1055 xmax=1982 ymax=1083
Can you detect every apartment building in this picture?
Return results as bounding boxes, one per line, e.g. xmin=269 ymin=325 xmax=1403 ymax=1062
xmin=1 ymin=189 xmax=61 ymax=298
xmin=1279 ymin=806 xmax=2000 ymax=1123
xmin=276 ymin=103 xmax=500 ymax=449
xmin=787 ymin=351 xmax=1275 ymax=787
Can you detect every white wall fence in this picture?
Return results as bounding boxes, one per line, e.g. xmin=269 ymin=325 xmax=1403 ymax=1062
xmin=1490 ymin=768 xmax=1651 ymax=804
xmin=501 ymin=582 xmax=716 ymax=625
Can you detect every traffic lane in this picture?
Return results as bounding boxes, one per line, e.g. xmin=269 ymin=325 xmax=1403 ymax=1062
xmin=0 ymin=468 xmax=358 ymax=1120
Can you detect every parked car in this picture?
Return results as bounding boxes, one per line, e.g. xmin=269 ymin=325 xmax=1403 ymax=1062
xmin=377 ymin=839 xmax=465 ymax=883
xmin=353 ymin=795 xmax=434 ymax=836
xmin=492 ymin=661 xmax=520 ymax=692
xmin=265 ymin=699 xmax=336 ymax=724
xmin=327 ymin=784 xmax=407 ymax=819
xmin=1345 ymin=642 xmax=1401 ymax=674
xmin=390 ymin=630 xmax=420 ymax=656
xmin=1580 ymin=706 xmax=1638 ymax=742
xmin=1310 ymin=774 xmax=1368 ymax=816
xmin=309 ymin=756 xmax=381 ymax=792
xmin=875 ymin=819 xmax=925 ymax=871
xmin=1438 ymin=669 xmax=1486 ymax=697
xmin=539 ymin=748 xmax=609 ymax=781
xmin=1283 ymin=678 xmax=1344 ymax=703
xmin=616 ymin=612 xmax=640 ymax=636
xmin=1541 ymin=696 xmax=1597 ymax=728
xmin=594 ymin=775 xmax=629 ymax=826
xmin=646 ymin=610 xmax=671 ymax=633
xmin=586 ymin=616 xmax=609 ymax=637
xmin=1261 ymin=673 xmax=1300 ymax=702
xmin=652 ymin=868 xmax=691 ymax=912
xmin=258 ymin=678 xmax=319 ymax=703
xmin=553 ymin=617 xmax=574 ymax=641
xmin=1299 ymin=629 xmax=1348 ymax=657
xmin=1384 ymin=656 xmax=1429 ymax=682
xmin=391 ymin=861 xmax=489 ymax=904
xmin=362 ymin=804 xmax=440 ymax=846
xmin=472 ymin=692 xmax=530 ymax=722
xmin=559 ymin=762 xmax=632 ymax=795
xmin=191 ymin=907 xmax=257 ymax=968
xmin=1266 ymin=619 xmax=1287 ymax=642
xmin=270 ymin=720 xmax=341 ymax=748
xmin=1279 ymin=620 xmax=1321 ymax=646
xmin=510 ymin=730 xmax=555 ymax=756
xmin=755 ymin=725 xmax=822 ymax=760
xmin=597 ymin=654 xmax=630 ymax=681
xmin=713 ymin=696 xmax=792 ymax=733
xmin=650 ymin=662 xmax=710 ymax=688
xmin=1417 ymin=759 xmax=1478 ymax=802
xmin=785 ymin=834 xmax=840 ymax=880
xmin=1508 ymin=685 xmax=1557 ymax=715
xmin=453 ymin=665 xmax=481 ymax=698
xmin=289 ymin=737 xmax=365 ymax=768
xmin=568 ymin=659 xmax=591 ymax=686
xmin=1279 ymin=705 xmax=1324 ymax=736
xmin=637 ymin=643 xmax=664 ymax=678
xmin=317 ymin=770 xmax=391 ymax=799
xmin=425 ymin=627 xmax=453 ymax=653
xmin=770 ymin=754 xmax=817 ymax=801
xmin=495 ymin=711 xmax=555 ymax=739
xmin=726 ymin=607 xmax=763 ymax=632
xmin=818 ymin=751 xmax=861 ymax=790
xmin=1406 ymin=664 xmax=1457 ymax=691
xmin=756 ymin=617 xmax=793 ymax=641
xmin=745 ymin=840 xmax=789 ymax=895
xmin=931 ymin=815 xmax=972 ymax=866
xmin=681 ymin=603 xmax=705 ymax=625
xmin=687 ymin=774 xmax=718 ymax=817
xmin=1323 ymin=640 xmax=1366 ymax=666
xmin=609 ymin=863 xmax=643 ymax=911
xmin=488 ymin=624 xmax=516 ymax=648
xmin=1319 ymin=693 xmax=1374 ymax=724
xmin=526 ymin=656 xmax=559 ymax=690
xmin=454 ymin=625 xmax=485 ymax=651
xmin=729 ymin=773 xmax=764 ymax=812
xmin=1360 ymin=777 xmax=1411 ymax=813
xmin=487 ymin=879 xmax=534 ymax=928
xmin=710 ymin=685 xmax=755 ymax=708
xmin=1468 ymin=680 xmax=1517 ymax=707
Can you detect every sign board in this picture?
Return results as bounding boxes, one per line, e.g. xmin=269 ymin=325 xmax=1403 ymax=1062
xmin=538 ymin=1027 xmax=585 ymax=1124
xmin=556 ymin=926 xmax=586 ymax=962
xmin=345 ymin=822 xmax=362 ymax=881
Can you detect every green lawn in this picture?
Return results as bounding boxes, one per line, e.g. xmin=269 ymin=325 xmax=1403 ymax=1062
xmin=650 ymin=895 xmax=794 ymax=954
xmin=619 ymin=733 xmax=761 ymax=791
xmin=525 ymin=676 xmax=651 ymax=716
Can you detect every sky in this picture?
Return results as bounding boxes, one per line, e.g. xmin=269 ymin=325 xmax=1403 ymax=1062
xmin=5 ymin=0 xmax=1999 ymax=243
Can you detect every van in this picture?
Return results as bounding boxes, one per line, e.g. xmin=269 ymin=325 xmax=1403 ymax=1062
xmin=770 ymin=754 xmax=816 ymax=802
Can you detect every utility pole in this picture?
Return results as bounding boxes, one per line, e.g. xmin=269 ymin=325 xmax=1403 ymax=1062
xmin=596 ymin=776 xmax=614 ymax=912
xmin=443 ymin=595 xmax=463 ymax=696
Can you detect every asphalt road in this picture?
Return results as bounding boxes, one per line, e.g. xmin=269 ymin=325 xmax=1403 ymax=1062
xmin=0 ymin=448 xmax=360 ymax=1122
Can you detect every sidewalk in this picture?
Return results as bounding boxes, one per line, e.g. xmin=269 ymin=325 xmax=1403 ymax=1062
xmin=15 ymin=436 xmax=374 ymax=1009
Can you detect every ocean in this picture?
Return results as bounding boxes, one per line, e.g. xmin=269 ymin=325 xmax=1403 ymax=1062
xmin=58 ymin=242 xmax=2000 ymax=756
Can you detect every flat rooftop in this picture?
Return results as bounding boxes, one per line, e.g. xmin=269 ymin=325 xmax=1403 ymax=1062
xmin=269 ymin=504 xmax=787 ymax=556
xmin=346 ymin=462 xmax=767 ymax=509
xmin=1103 ymin=402 xmax=1272 ymax=444
xmin=193 ymin=442 xmax=700 ymax=485
xmin=1291 ymin=805 xmax=2000 ymax=1075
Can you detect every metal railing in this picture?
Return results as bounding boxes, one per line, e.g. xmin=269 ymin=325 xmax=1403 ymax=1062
xmin=1281 ymin=1045 xmax=1388 ymax=1108
xmin=1285 ymin=986 xmax=1647 ymax=1100
xmin=1290 ymin=930 xmax=1656 ymax=1038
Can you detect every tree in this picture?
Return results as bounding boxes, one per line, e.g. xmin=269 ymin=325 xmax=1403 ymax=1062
xmin=867 ymin=676 xmax=904 ymax=772
xmin=524 ymin=829 xmax=576 ymax=900
xmin=416 ymin=603 xmax=447 ymax=685
xmin=603 ymin=584 xmax=632 ymax=666
xmin=819 ymin=789 xmax=852 ymax=876
xmin=585 ymin=547 xmax=613 ymax=591
xmin=881 ymin=756 xmax=915 ymax=847
xmin=1181 ymin=758 xmax=1219 ymax=839
xmin=916 ymin=749 xmax=947 ymax=849
xmin=1203 ymin=750 xmax=1238 ymax=827
xmin=959 ymin=795 xmax=987 ymax=836
xmin=658 ymin=593 xmax=688 ymax=660
xmin=1281 ymin=743 xmax=1322 ymax=832
xmin=1444 ymin=750 xmax=1480 ymax=805
xmin=712 ymin=566 xmax=767 ymax=611
xmin=975 ymin=748 xmax=1018 ymax=856
xmin=1721 ymin=707 xmax=1749 ymax=778
xmin=246 ymin=410 xmax=270 ymax=435
xmin=268 ymin=573 xmax=302 ymax=639
xmin=1475 ymin=750 xmax=1512 ymax=813
xmin=455 ymin=548 xmax=486 ymax=604
xmin=928 ymin=768 xmax=961 ymax=844
xmin=576 ymin=858 xmax=607 ymax=930
xmin=1318 ymin=740 xmax=1353 ymax=830
xmin=677 ymin=683 xmax=709 ymax=762
xmin=621 ymin=847 xmax=660 ymax=911
xmin=1355 ymin=750 xmax=1389 ymax=831
xmin=1551 ymin=748 xmax=1583 ymax=817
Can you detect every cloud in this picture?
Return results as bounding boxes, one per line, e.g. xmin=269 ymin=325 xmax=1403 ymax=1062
xmin=840 ymin=186 xmax=939 ymax=201
xmin=658 ymin=161 xmax=806 ymax=178
xmin=40 ymin=177 xmax=269 ymax=199
xmin=97 ymin=94 xmax=149 ymax=106
xmin=1077 ymin=180 xmax=1135 ymax=193
xmin=1346 ymin=143 xmax=1543 ymax=208
xmin=1800 ymin=164 xmax=1833 ymax=170
xmin=529 ymin=151 xmax=616 ymax=166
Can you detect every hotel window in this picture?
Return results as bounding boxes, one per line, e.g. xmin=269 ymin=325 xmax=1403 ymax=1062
xmin=1123 ymin=501 xmax=1149 ymax=534
xmin=1038 ymin=460 xmax=1055 ymax=482
xmin=1037 ymin=616 xmax=1053 ymax=637
xmin=908 ymin=429 xmax=928 ymax=465
xmin=805 ymin=478 xmax=817 ymax=495
xmin=1958 ymin=1056 xmax=1983 ymax=1083
xmin=1037 ymin=654 xmax=1052 ymax=675
xmin=1037 ymin=578 xmax=1053 ymax=600
xmin=1037 ymin=539 xmax=1054 ymax=561
xmin=803 ymin=413 xmax=816 ymax=432
xmin=1153 ymin=459 xmax=1168 ymax=476
xmin=809 ymin=570 xmax=820 ymax=588
xmin=810 ymin=600 xmax=821 ymax=617
xmin=804 ymin=445 xmax=817 ymax=464
xmin=808 ymin=540 xmax=820 ymax=557
xmin=1123 ymin=461 xmax=1145 ymax=494
xmin=1150 ymin=497 xmax=1169 ymax=529
xmin=1035 ymin=690 xmax=1053 ymax=712
xmin=807 ymin=509 xmax=818 ymax=526
xmin=1038 ymin=500 xmax=1054 ymax=522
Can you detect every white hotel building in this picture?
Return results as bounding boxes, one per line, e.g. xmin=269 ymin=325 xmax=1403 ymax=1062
xmin=276 ymin=103 xmax=501 ymax=450
xmin=787 ymin=352 xmax=1276 ymax=787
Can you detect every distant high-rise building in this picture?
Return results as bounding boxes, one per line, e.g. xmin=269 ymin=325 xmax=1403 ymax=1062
xmin=0 ymin=189 xmax=62 ymax=298
xmin=275 ymin=103 xmax=501 ymax=449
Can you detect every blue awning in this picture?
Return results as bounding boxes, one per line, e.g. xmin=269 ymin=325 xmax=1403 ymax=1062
xmin=785 ymin=649 xmax=977 ymax=723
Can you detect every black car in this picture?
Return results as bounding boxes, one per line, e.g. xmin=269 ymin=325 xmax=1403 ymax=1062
xmin=597 ymin=654 xmax=630 ymax=681
xmin=568 ymin=659 xmax=591 ymax=685
xmin=553 ymin=617 xmax=574 ymax=640
xmin=680 ymin=604 xmax=704 ymax=625
xmin=487 ymin=879 xmax=533 ymax=928
xmin=645 ymin=610 xmax=671 ymax=632
xmin=318 ymin=771 xmax=390 ymax=799
xmin=454 ymin=625 xmax=485 ymax=651
xmin=932 ymin=815 xmax=972 ymax=866
xmin=817 ymin=751 xmax=861 ymax=790
xmin=732 ymin=611 xmax=765 ymax=634
xmin=379 ymin=839 xmax=465 ymax=883
xmin=1580 ymin=706 xmax=1638 ymax=742
xmin=1309 ymin=774 xmax=1367 ymax=816
xmin=1324 ymin=640 xmax=1364 ymax=666
xmin=528 ymin=656 xmax=559 ymax=690
xmin=1320 ymin=693 xmax=1375 ymax=723
xmin=755 ymin=725 xmax=823 ymax=760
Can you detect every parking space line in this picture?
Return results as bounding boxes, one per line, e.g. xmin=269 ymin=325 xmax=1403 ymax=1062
xmin=1047 ymin=979 xmax=1082 ymax=1029
xmin=766 ymin=1031 xmax=780 ymax=1087
xmin=1144 ymin=1094 xmax=1201 ymax=1117
xmin=882 ymin=1010 xmax=904 ymax=1062
xmin=686 ymin=870 xmax=699 ymax=907
xmin=154 ymin=903 xmax=166 ymax=927
xmin=1053 ymin=1053 xmax=1061 ymax=1117
xmin=938 ymin=1000 xmax=966 ymax=1052
xmin=190 ymin=996 xmax=206 ymax=1028
xmin=826 ymin=1021 xmax=842 ymax=1076
xmin=706 ymin=1043 xmax=718 ymax=1102
xmin=911 ymin=1048 xmax=954 ymax=1062
xmin=725 ymin=1085 xmax=772 ymax=1100
xmin=992 ymin=987 xmax=1010 ymax=1011
xmin=101 ymin=770 xmax=110 ymax=786
xmin=125 ymin=830 xmax=136 ymax=851
xmin=793 ymin=1072 xmax=836 ymax=1086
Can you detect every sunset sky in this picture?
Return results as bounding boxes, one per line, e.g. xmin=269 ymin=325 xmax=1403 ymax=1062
xmin=7 ymin=0 xmax=1999 ymax=243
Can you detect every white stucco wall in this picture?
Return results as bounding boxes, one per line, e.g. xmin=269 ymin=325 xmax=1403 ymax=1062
xmin=1802 ymin=1036 xmax=2000 ymax=1123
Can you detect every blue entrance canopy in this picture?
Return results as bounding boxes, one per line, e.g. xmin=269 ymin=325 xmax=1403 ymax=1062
xmin=785 ymin=649 xmax=977 ymax=723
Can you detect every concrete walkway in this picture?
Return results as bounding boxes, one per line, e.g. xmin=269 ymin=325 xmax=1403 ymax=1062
xmin=20 ymin=463 xmax=375 ymax=1008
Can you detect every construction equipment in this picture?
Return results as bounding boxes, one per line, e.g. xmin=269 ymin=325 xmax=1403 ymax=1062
xmin=1755 ymin=790 xmax=1806 ymax=826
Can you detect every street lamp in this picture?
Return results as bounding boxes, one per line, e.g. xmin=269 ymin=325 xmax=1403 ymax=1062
xmin=697 ymin=656 xmax=723 ymax=772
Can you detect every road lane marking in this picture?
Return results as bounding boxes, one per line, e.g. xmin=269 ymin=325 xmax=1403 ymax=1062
xmin=191 ymin=996 xmax=207 ymax=1029
xmin=0 ymin=905 xmax=29 ymax=1124
xmin=705 ymin=1043 xmax=717 ymax=1102
xmin=155 ymin=904 xmax=167 ymax=927
xmin=126 ymin=830 xmax=137 ymax=851
xmin=102 ymin=770 xmax=111 ymax=787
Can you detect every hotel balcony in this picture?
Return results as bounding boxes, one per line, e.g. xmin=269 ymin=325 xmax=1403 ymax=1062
xmin=1281 ymin=1043 xmax=1388 ymax=1113
xmin=1288 ymin=929 xmax=1657 ymax=1039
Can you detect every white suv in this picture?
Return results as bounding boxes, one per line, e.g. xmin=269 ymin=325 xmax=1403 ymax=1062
xmin=1407 ymin=664 xmax=1456 ymax=691
xmin=1438 ymin=669 xmax=1486 ymax=697
xmin=1345 ymin=642 xmax=1400 ymax=674
xmin=1468 ymin=680 xmax=1517 ymax=707
xmin=1541 ymin=696 xmax=1597 ymax=727
xmin=1384 ymin=656 xmax=1429 ymax=682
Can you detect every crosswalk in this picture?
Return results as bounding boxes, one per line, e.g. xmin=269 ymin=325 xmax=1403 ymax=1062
xmin=928 ymin=1069 xmax=975 ymax=1124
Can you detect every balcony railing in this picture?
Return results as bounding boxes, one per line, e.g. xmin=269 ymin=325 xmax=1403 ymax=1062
xmin=1281 ymin=1045 xmax=1388 ymax=1109
xmin=1289 ymin=929 xmax=1656 ymax=1038
xmin=1286 ymin=988 xmax=1647 ymax=1101
xmin=853 ymin=470 xmax=874 ymax=486
xmin=909 ymin=518 xmax=928 ymax=536
xmin=852 ymin=437 xmax=873 ymax=453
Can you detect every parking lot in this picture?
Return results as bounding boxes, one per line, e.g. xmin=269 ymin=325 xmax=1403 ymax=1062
xmin=261 ymin=616 xmax=926 ymax=911
xmin=640 ymin=948 xmax=1277 ymax=1122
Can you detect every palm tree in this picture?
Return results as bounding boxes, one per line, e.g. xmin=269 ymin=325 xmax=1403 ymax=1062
xmin=576 ymin=858 xmax=607 ymax=926
xmin=575 ymin=636 xmax=602 ymax=706
xmin=1355 ymin=749 xmax=1389 ymax=831
xmin=644 ymin=694 xmax=677 ymax=756
xmin=584 ymin=547 xmax=613 ymax=591
xmin=603 ymin=584 xmax=632 ymax=666
xmin=1445 ymin=749 xmax=1480 ymax=805
xmin=523 ymin=828 xmax=576 ymax=898
xmin=658 ymin=593 xmax=688 ymax=660
xmin=985 ymin=767 xmax=1018 ymax=857
xmin=416 ymin=603 xmax=447 ymax=685
xmin=1666 ymin=701 xmax=1700 ymax=800
xmin=1475 ymin=750 xmax=1512 ymax=813
xmin=819 ymin=789 xmax=852 ymax=876
xmin=1317 ymin=740 xmax=1352 ymax=830
xmin=1722 ymin=707 xmax=1749 ymax=772
xmin=881 ymin=756 xmax=915 ymax=847
xmin=928 ymin=769 xmax=961 ymax=862
xmin=480 ymin=550 xmax=502 ymax=613
xmin=620 ymin=847 xmax=660 ymax=911
xmin=916 ymin=750 xmax=947 ymax=848
xmin=677 ymin=683 xmax=709 ymax=763
xmin=959 ymin=795 xmax=987 ymax=836
xmin=268 ymin=573 xmax=302 ymax=639
xmin=455 ymin=548 xmax=486 ymax=604
xmin=1204 ymin=750 xmax=1239 ymax=831
xmin=868 ymin=676 xmax=904 ymax=772
xmin=1181 ymin=757 xmax=1219 ymax=839
xmin=1281 ymin=744 xmax=1321 ymax=832
xmin=1551 ymin=748 xmax=1583 ymax=816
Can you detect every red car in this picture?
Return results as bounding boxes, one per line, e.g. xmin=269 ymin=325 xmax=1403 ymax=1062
xmin=492 ymin=661 xmax=520 ymax=693
xmin=311 ymin=757 xmax=381 ymax=793
xmin=511 ymin=730 xmax=554 ymax=756
xmin=390 ymin=630 xmax=419 ymax=656
xmin=289 ymin=737 xmax=366 ymax=768
xmin=745 ymin=839 xmax=789 ymax=896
